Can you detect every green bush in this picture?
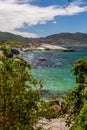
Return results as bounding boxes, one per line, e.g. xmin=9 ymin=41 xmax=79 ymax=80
xmin=0 ymin=56 xmax=42 ymax=130
xmin=62 ymin=58 xmax=87 ymax=130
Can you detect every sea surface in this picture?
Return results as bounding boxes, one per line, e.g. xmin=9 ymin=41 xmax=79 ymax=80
xmin=22 ymin=46 xmax=87 ymax=96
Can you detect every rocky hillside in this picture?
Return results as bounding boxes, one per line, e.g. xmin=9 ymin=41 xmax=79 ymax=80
xmin=45 ymin=32 xmax=87 ymax=45
xmin=0 ymin=31 xmax=29 ymax=44
xmin=0 ymin=31 xmax=87 ymax=46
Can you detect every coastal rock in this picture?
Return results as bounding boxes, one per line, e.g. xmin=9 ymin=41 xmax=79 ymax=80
xmin=51 ymin=105 xmax=61 ymax=113
xmin=6 ymin=50 xmax=13 ymax=58
xmin=38 ymin=89 xmax=54 ymax=99
xmin=22 ymin=44 xmax=76 ymax=52
xmin=38 ymin=44 xmax=69 ymax=51
xmin=36 ymin=118 xmax=70 ymax=130
xmin=0 ymin=50 xmax=4 ymax=57
xmin=23 ymin=52 xmax=65 ymax=69
xmin=63 ymin=49 xmax=75 ymax=52
xmin=14 ymin=58 xmax=22 ymax=62
xmin=6 ymin=48 xmax=20 ymax=58
xmin=11 ymin=48 xmax=20 ymax=55
xmin=0 ymin=61 xmax=3 ymax=65
xmin=39 ymin=57 xmax=46 ymax=61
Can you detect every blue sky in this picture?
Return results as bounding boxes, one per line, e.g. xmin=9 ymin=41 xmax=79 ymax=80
xmin=0 ymin=0 xmax=87 ymax=38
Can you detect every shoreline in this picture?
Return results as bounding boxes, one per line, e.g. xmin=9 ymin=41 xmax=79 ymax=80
xmin=38 ymin=88 xmax=68 ymax=99
xmin=22 ymin=44 xmax=87 ymax=52
xmin=62 ymin=44 xmax=87 ymax=46
xmin=22 ymin=43 xmax=76 ymax=52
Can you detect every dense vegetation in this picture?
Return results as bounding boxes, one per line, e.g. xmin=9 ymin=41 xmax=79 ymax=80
xmin=0 ymin=31 xmax=29 ymax=44
xmin=0 ymin=44 xmax=87 ymax=130
xmin=0 ymin=55 xmax=43 ymax=130
xmin=62 ymin=58 xmax=87 ymax=130
xmin=0 ymin=40 xmax=23 ymax=47
xmin=0 ymin=46 xmax=59 ymax=130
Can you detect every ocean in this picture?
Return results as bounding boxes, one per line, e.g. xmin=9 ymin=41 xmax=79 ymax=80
xmin=22 ymin=46 xmax=87 ymax=97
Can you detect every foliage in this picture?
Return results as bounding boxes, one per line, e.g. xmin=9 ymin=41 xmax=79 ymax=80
xmin=62 ymin=58 xmax=87 ymax=130
xmin=38 ymin=100 xmax=60 ymax=119
xmin=0 ymin=45 xmax=10 ymax=55
xmin=0 ymin=45 xmax=60 ymax=130
xmin=0 ymin=40 xmax=23 ymax=46
xmin=0 ymin=56 xmax=43 ymax=130
xmin=72 ymin=58 xmax=87 ymax=83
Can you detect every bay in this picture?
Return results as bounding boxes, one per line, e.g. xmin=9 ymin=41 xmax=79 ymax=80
xmin=22 ymin=46 xmax=87 ymax=96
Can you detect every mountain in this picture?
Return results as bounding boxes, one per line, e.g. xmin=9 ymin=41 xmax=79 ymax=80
xmin=45 ymin=32 xmax=87 ymax=45
xmin=0 ymin=31 xmax=30 ymax=44
xmin=0 ymin=31 xmax=87 ymax=46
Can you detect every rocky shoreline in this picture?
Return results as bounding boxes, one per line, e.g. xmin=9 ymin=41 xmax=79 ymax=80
xmin=22 ymin=44 xmax=75 ymax=52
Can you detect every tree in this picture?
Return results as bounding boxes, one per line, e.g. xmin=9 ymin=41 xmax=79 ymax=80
xmin=0 ymin=56 xmax=43 ymax=130
xmin=62 ymin=58 xmax=87 ymax=130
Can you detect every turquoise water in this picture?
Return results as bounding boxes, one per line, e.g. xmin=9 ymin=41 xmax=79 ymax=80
xmin=23 ymin=46 xmax=87 ymax=94
xmin=32 ymin=67 xmax=75 ymax=93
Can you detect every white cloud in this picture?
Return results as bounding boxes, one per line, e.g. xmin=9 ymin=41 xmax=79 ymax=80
xmin=0 ymin=0 xmax=87 ymax=37
xmin=53 ymin=21 xmax=57 ymax=24
xmin=11 ymin=30 xmax=38 ymax=38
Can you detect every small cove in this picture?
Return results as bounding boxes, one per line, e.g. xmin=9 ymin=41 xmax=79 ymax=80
xmin=22 ymin=46 xmax=87 ymax=97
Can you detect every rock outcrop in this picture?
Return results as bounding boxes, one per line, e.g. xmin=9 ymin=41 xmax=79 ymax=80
xmin=0 ymin=50 xmax=4 ymax=57
xmin=36 ymin=118 xmax=70 ymax=130
xmin=11 ymin=48 xmax=20 ymax=55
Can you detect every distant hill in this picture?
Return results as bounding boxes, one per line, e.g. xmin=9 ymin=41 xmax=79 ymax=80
xmin=0 ymin=31 xmax=30 ymax=44
xmin=0 ymin=31 xmax=87 ymax=46
xmin=45 ymin=32 xmax=87 ymax=45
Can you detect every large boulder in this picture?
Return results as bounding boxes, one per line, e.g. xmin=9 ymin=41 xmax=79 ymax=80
xmin=39 ymin=57 xmax=46 ymax=61
xmin=0 ymin=50 xmax=4 ymax=57
xmin=11 ymin=48 xmax=20 ymax=55
xmin=0 ymin=46 xmax=19 ymax=58
xmin=6 ymin=50 xmax=13 ymax=58
xmin=0 ymin=61 xmax=3 ymax=65
xmin=6 ymin=48 xmax=20 ymax=58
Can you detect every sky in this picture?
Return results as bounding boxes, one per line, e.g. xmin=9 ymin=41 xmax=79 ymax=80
xmin=0 ymin=0 xmax=87 ymax=38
